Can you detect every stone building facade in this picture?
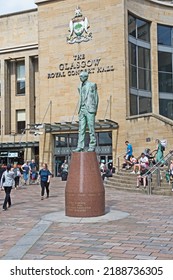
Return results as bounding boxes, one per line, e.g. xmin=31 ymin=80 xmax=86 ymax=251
xmin=0 ymin=0 xmax=173 ymax=173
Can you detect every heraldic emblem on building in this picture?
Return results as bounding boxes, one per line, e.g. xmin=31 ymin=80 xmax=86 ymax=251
xmin=67 ymin=7 xmax=92 ymax=44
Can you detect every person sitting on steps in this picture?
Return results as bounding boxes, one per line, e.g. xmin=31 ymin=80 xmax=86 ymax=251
xmin=131 ymin=152 xmax=149 ymax=174
xmin=136 ymin=166 xmax=150 ymax=189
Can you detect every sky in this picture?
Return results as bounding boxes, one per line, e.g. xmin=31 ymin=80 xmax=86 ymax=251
xmin=0 ymin=0 xmax=37 ymax=15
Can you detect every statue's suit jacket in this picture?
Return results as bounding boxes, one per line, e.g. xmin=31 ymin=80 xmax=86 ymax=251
xmin=78 ymin=81 xmax=98 ymax=114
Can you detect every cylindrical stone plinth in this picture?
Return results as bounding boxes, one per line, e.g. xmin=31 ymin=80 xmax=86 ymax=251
xmin=65 ymin=152 xmax=105 ymax=217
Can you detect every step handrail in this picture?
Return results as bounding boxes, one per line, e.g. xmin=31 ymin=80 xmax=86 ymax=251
xmin=142 ymin=150 xmax=173 ymax=192
xmin=117 ymin=151 xmax=126 ymax=171
xmin=143 ymin=150 xmax=173 ymax=176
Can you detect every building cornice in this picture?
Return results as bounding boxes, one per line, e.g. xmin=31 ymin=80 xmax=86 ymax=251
xmin=0 ymin=8 xmax=37 ymax=18
xmin=0 ymin=44 xmax=38 ymax=55
xmin=149 ymin=0 xmax=173 ymax=7
xmin=35 ymin=0 xmax=62 ymax=4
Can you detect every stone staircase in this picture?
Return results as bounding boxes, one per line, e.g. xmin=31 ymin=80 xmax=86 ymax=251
xmin=104 ymin=168 xmax=173 ymax=196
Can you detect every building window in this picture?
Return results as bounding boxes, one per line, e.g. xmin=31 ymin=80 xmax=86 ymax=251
xmin=128 ymin=13 xmax=151 ymax=116
xmin=158 ymin=24 xmax=173 ymax=119
xmin=98 ymin=132 xmax=112 ymax=146
xmin=55 ymin=135 xmax=68 ymax=147
xmin=128 ymin=14 xmax=150 ymax=42
xmin=16 ymin=61 xmax=25 ymax=95
xmin=16 ymin=110 xmax=26 ymax=134
xmin=157 ymin=25 xmax=172 ymax=46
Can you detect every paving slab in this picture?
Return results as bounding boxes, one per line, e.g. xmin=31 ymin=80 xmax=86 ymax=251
xmin=0 ymin=177 xmax=173 ymax=260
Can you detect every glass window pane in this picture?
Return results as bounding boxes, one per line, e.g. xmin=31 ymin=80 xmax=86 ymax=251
xmin=16 ymin=61 xmax=25 ymax=95
xmin=159 ymin=99 xmax=173 ymax=119
xmin=139 ymin=96 xmax=152 ymax=114
xmin=17 ymin=81 xmax=25 ymax=95
xmin=129 ymin=65 xmax=137 ymax=88
xmin=55 ymin=135 xmax=68 ymax=147
xmin=138 ymin=68 xmax=151 ymax=91
xmin=138 ymin=47 xmax=150 ymax=69
xmin=157 ymin=25 xmax=172 ymax=46
xmin=16 ymin=110 xmax=25 ymax=134
xmin=130 ymin=94 xmax=138 ymax=115
xmin=17 ymin=121 xmax=25 ymax=134
xmin=17 ymin=62 xmax=25 ymax=79
xmin=128 ymin=14 xmax=136 ymax=37
xmin=137 ymin=19 xmax=150 ymax=42
xmin=158 ymin=52 xmax=172 ymax=72
xmin=159 ymin=72 xmax=173 ymax=93
xmin=129 ymin=43 xmax=136 ymax=66
xmin=69 ymin=134 xmax=78 ymax=147
xmin=17 ymin=110 xmax=25 ymax=121
xmin=98 ymin=132 xmax=112 ymax=146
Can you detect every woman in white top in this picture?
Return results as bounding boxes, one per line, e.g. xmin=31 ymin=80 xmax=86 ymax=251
xmin=131 ymin=153 xmax=149 ymax=174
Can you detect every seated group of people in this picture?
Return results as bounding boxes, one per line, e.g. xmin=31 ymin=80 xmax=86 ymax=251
xmin=122 ymin=149 xmax=155 ymax=188
xmin=122 ymin=148 xmax=155 ymax=172
xmin=130 ymin=152 xmax=150 ymax=174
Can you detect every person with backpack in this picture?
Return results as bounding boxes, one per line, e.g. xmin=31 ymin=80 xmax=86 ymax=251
xmin=153 ymin=139 xmax=165 ymax=165
xmin=0 ymin=164 xmax=15 ymax=211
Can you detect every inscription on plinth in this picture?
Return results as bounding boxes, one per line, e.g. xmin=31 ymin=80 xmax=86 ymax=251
xmin=65 ymin=152 xmax=105 ymax=217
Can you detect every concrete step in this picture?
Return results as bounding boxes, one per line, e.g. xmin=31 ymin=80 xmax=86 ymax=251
xmin=104 ymin=182 xmax=148 ymax=194
xmin=107 ymin=175 xmax=170 ymax=187
xmin=105 ymin=181 xmax=173 ymax=196
xmin=104 ymin=171 xmax=173 ymax=196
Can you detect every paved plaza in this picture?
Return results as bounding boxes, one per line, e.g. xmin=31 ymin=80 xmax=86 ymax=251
xmin=0 ymin=177 xmax=173 ymax=260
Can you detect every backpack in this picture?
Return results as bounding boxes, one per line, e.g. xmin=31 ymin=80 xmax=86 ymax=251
xmin=160 ymin=139 xmax=167 ymax=151
xmin=161 ymin=145 xmax=165 ymax=152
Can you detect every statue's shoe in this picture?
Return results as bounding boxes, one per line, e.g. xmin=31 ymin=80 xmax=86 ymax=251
xmin=88 ymin=147 xmax=95 ymax=152
xmin=73 ymin=147 xmax=84 ymax=152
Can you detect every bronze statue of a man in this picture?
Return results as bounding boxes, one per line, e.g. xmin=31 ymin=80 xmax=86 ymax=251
xmin=74 ymin=71 xmax=98 ymax=152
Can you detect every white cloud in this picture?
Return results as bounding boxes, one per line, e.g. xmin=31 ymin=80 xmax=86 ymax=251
xmin=0 ymin=0 xmax=37 ymax=15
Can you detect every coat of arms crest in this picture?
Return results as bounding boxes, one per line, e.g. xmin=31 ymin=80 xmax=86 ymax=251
xmin=67 ymin=7 xmax=92 ymax=44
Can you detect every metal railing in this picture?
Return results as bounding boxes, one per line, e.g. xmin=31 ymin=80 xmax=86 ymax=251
xmin=117 ymin=152 xmax=126 ymax=172
xmin=142 ymin=150 xmax=173 ymax=195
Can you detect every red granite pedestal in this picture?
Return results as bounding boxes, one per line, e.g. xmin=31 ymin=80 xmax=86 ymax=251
xmin=65 ymin=152 xmax=105 ymax=217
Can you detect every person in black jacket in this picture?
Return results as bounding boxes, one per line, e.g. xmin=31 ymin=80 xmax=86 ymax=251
xmin=0 ymin=164 xmax=14 ymax=211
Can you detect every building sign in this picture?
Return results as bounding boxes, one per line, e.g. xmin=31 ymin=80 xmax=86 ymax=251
xmin=67 ymin=7 xmax=92 ymax=44
xmin=8 ymin=152 xmax=18 ymax=158
xmin=0 ymin=151 xmax=18 ymax=158
xmin=48 ymin=54 xmax=114 ymax=79
xmin=0 ymin=151 xmax=8 ymax=157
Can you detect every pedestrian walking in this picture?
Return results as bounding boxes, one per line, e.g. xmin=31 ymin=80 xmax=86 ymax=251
xmin=13 ymin=164 xmax=21 ymax=189
xmin=0 ymin=164 xmax=15 ymax=211
xmin=124 ymin=140 xmax=133 ymax=168
xmin=39 ymin=163 xmax=52 ymax=200
xmin=21 ymin=161 xmax=30 ymax=185
xmin=61 ymin=160 xmax=68 ymax=181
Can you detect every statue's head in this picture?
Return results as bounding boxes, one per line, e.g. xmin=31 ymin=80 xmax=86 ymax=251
xmin=79 ymin=71 xmax=88 ymax=82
